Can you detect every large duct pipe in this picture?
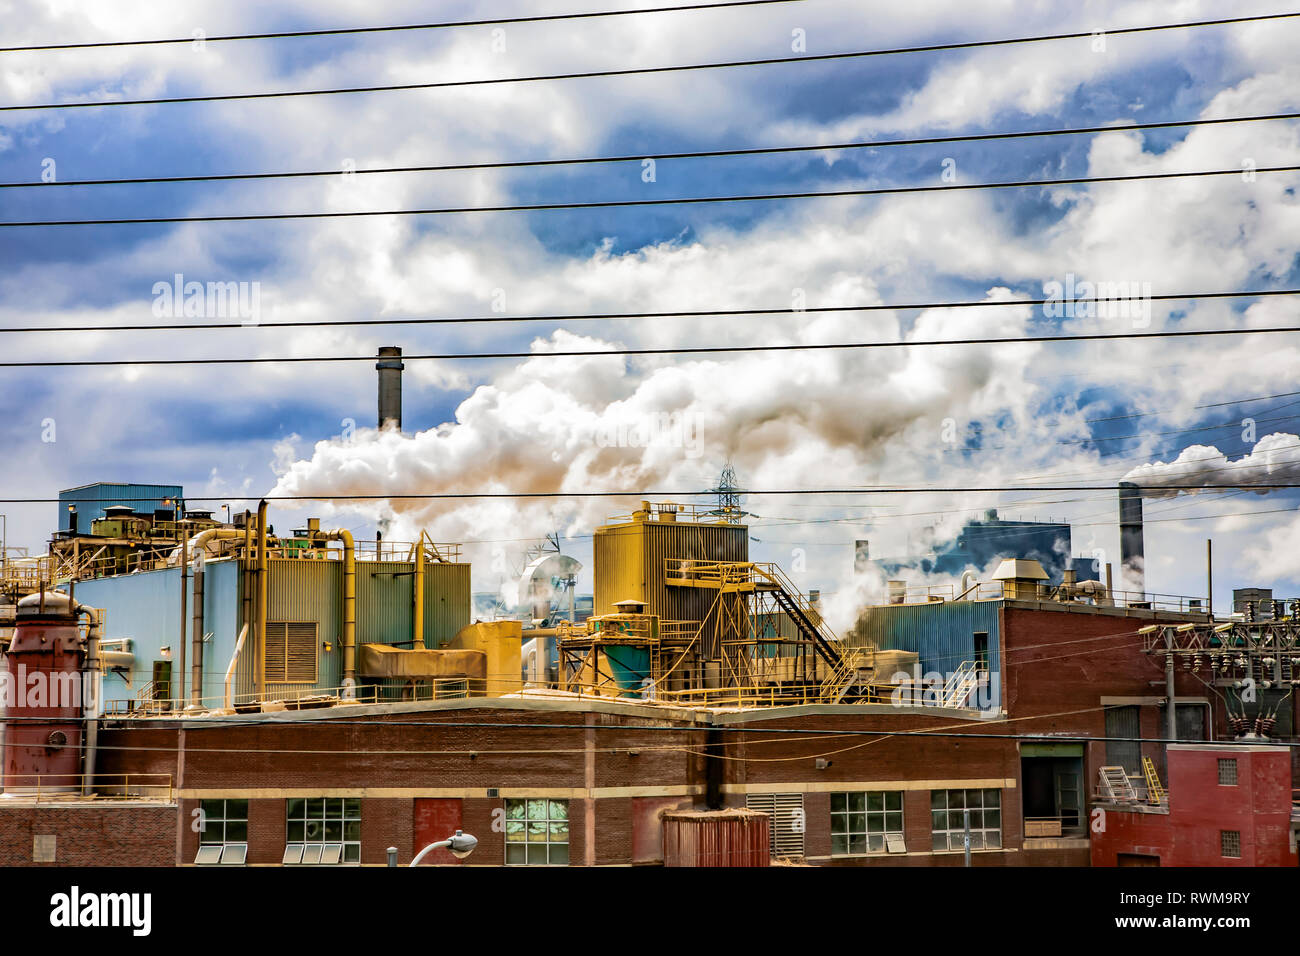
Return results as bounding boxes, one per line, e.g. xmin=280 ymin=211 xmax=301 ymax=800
xmin=256 ymin=500 xmax=268 ymax=698
xmin=377 ymin=346 xmax=404 ymax=431
xmin=413 ymin=532 xmax=426 ymax=651
xmin=324 ymin=529 xmax=357 ymax=686
xmin=188 ymin=528 xmax=243 ymax=707
xmin=1118 ymin=481 xmax=1145 ymax=596
xmin=79 ymin=605 xmax=101 ymax=797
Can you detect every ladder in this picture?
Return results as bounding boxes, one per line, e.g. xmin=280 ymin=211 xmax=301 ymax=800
xmin=1142 ymin=756 xmax=1166 ymax=805
xmin=1099 ymin=766 xmax=1138 ymax=802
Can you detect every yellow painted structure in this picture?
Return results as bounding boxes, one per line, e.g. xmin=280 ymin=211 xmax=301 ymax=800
xmin=449 ymin=620 xmax=523 ymax=696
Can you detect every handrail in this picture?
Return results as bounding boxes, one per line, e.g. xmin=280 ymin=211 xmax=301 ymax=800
xmin=1 ymin=773 xmax=173 ymax=802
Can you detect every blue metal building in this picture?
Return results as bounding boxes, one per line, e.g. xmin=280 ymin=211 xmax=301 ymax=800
xmin=58 ymin=482 xmax=184 ymax=534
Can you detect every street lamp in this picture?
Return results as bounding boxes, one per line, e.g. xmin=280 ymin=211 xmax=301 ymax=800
xmin=409 ymin=829 xmax=478 ymax=866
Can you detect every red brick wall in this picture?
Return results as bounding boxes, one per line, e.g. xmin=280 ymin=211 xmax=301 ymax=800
xmin=0 ymin=806 xmax=175 ymax=866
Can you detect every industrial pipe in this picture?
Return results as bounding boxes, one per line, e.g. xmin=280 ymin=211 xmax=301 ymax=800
xmin=178 ymin=525 xmax=188 ymax=707
xmin=188 ymin=528 xmax=243 ymax=707
xmin=79 ymin=605 xmax=102 ymax=797
xmin=413 ymin=531 xmax=426 ymax=651
xmin=256 ymin=500 xmax=268 ymax=698
xmin=324 ymin=529 xmax=356 ymax=685
xmin=224 ymin=623 xmax=249 ymax=710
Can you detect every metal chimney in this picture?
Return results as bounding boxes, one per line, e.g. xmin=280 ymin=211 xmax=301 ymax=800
xmin=1118 ymin=481 xmax=1144 ymax=595
xmin=376 ymin=346 xmax=404 ymax=431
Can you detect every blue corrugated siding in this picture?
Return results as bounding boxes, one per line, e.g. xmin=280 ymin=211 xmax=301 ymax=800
xmin=59 ymin=482 xmax=183 ymax=533
xmin=853 ymin=600 xmax=1003 ymax=692
xmin=73 ymin=560 xmax=242 ymax=707
xmin=70 ymin=556 xmax=471 ymax=707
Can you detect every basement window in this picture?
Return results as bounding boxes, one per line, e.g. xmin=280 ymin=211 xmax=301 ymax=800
xmin=1221 ymin=830 xmax=1241 ymax=859
xmin=830 ymin=791 xmax=904 ymax=855
xmin=284 ymin=797 xmax=361 ymax=865
xmin=1218 ymin=758 xmax=1238 ymax=786
xmin=504 ymin=798 xmax=569 ymax=866
xmin=931 ymin=789 xmax=1002 ymax=852
xmin=195 ymin=799 xmax=248 ymax=865
xmin=265 ymin=622 xmax=319 ymax=683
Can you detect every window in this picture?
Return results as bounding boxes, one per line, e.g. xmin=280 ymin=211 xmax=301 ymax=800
xmin=745 ymin=792 xmax=806 ymax=859
xmin=195 ymin=799 xmax=248 ymax=865
xmin=830 ymin=791 xmax=904 ymax=855
xmin=973 ymin=632 xmax=989 ymax=671
xmin=265 ymin=622 xmax=318 ymax=683
xmin=504 ymin=798 xmax=569 ymax=865
xmin=1218 ymin=758 xmax=1239 ymax=786
xmin=283 ymin=797 xmax=360 ymax=865
xmin=931 ymin=789 xmax=1001 ymax=852
xmin=1221 ymin=830 xmax=1241 ymax=858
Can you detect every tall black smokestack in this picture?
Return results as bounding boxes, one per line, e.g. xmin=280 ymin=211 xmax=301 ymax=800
xmin=1118 ymin=481 xmax=1145 ymax=595
xmin=376 ymin=346 xmax=403 ymax=431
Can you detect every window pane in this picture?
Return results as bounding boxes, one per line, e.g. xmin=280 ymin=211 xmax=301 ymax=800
xmin=326 ymin=798 xmax=343 ymax=818
xmin=848 ymin=813 xmax=866 ymax=835
xmin=226 ymin=821 xmax=248 ymax=842
xmin=344 ymin=821 xmax=360 ymax=842
xmin=949 ymin=790 xmax=965 ymax=809
xmin=228 ymin=800 xmax=249 ymax=821
xmin=931 ymin=811 xmax=946 ymax=832
xmin=849 ymin=793 xmax=866 ymax=813
xmin=985 ymin=830 xmax=1002 ymax=849
xmin=200 ymin=799 xmax=223 ymax=819
xmin=344 ymin=843 xmax=360 ymax=863
xmin=306 ymin=798 xmax=325 ymax=818
xmin=884 ymin=811 xmax=902 ymax=833
xmin=831 ymin=834 xmax=848 ymax=855
xmin=931 ymin=791 xmax=946 ymax=810
xmin=302 ymin=844 xmax=323 ymax=865
xmin=282 ymin=844 xmax=304 ymax=865
xmin=526 ymin=844 xmax=547 ymax=865
xmin=506 ymin=844 xmax=526 ymax=865
xmin=932 ymin=831 xmax=948 ymax=851
xmin=830 ymin=814 xmax=846 ymax=835
xmin=549 ymin=800 xmax=568 ymax=821
xmin=287 ymin=821 xmax=305 ymax=842
xmin=527 ymin=822 xmax=547 ymax=842
xmin=324 ymin=820 xmax=342 ymax=841
xmin=286 ymin=799 xmax=305 ymax=820
xmin=830 ymin=793 xmax=847 ymax=813
xmin=985 ymin=809 xmax=1000 ymax=830
xmin=849 ymin=834 xmax=867 ymax=855
xmin=969 ymin=831 xmax=984 ymax=850
xmin=305 ymin=820 xmax=324 ymax=842
xmin=550 ymin=821 xmax=569 ymax=839
xmin=984 ymin=789 xmax=1000 ymax=809
xmin=548 ymin=843 xmax=570 ymax=866
xmin=527 ymin=800 xmax=547 ymax=820
xmin=505 ymin=821 xmax=526 ymax=842
xmin=866 ymin=834 xmax=883 ymax=853
xmin=506 ymin=801 xmax=526 ymax=819
xmin=344 ymin=799 xmax=361 ymax=819
xmin=885 ymin=792 xmax=902 ymax=812
xmin=866 ymin=792 xmax=882 ymax=813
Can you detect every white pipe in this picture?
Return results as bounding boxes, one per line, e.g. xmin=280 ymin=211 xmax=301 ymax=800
xmin=224 ymin=623 xmax=249 ymax=710
xmin=79 ymin=605 xmax=102 ymax=797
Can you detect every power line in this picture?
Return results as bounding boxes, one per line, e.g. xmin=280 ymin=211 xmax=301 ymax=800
xmin=1084 ymin=388 xmax=1300 ymax=424
xmin=4 ymin=111 xmax=1294 ymax=191
xmin=2 ymin=484 xmax=1300 ymax=505
xmin=5 ymin=164 xmax=1295 ymax=228
xmin=3 ymin=12 xmax=1293 ymax=112
xmin=0 ymin=1 xmax=803 ymax=54
xmin=4 ymin=320 xmax=1300 ymax=366
xmin=3 ymin=288 xmax=1294 ymax=336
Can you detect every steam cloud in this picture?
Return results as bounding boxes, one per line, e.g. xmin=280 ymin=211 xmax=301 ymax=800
xmin=1122 ymin=432 xmax=1300 ymax=499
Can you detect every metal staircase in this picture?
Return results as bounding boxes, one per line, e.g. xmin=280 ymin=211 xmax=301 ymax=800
xmin=1099 ymin=766 xmax=1138 ymax=802
xmin=940 ymin=660 xmax=981 ymax=708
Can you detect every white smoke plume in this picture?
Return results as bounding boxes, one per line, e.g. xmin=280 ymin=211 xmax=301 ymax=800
xmin=1122 ymin=432 xmax=1300 ymax=500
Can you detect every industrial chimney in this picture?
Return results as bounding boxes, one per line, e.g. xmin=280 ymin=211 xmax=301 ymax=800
xmin=1118 ymin=481 xmax=1145 ymax=596
xmin=376 ymin=346 xmax=404 ymax=431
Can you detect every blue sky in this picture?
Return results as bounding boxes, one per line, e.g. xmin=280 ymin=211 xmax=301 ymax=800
xmin=1 ymin=0 xmax=1298 ymax=623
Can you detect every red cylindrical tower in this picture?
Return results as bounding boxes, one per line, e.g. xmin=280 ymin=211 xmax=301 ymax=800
xmin=2 ymin=590 xmax=86 ymax=793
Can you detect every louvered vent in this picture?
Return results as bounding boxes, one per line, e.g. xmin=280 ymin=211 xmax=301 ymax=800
xmin=265 ymin=622 xmax=319 ymax=683
xmin=745 ymin=792 xmax=805 ymax=859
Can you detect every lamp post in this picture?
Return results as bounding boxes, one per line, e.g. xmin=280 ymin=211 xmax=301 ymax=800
xmin=409 ymin=829 xmax=478 ymax=866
